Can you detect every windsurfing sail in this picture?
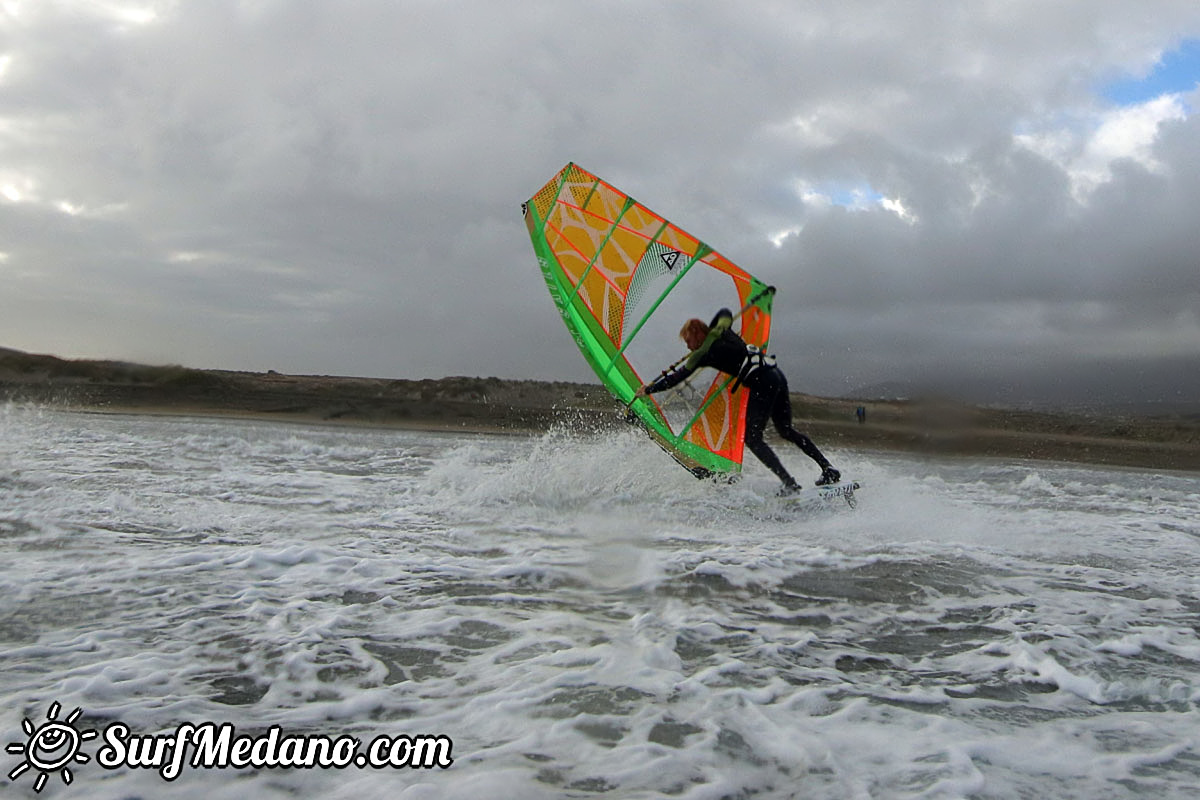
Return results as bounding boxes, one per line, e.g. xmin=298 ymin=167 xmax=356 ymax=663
xmin=523 ymin=162 xmax=774 ymax=478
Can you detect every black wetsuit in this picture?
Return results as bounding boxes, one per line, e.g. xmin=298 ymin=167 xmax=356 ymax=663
xmin=644 ymin=309 xmax=834 ymax=488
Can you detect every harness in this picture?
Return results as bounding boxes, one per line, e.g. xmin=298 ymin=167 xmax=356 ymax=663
xmin=730 ymin=345 xmax=776 ymax=394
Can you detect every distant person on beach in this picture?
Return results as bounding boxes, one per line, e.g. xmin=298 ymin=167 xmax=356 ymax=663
xmin=857 ymin=406 xmax=866 ymax=424
xmin=635 ymin=308 xmax=839 ymax=494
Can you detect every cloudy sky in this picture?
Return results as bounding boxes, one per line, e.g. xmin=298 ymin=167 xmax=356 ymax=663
xmin=3 ymin=1 xmax=1199 ymax=407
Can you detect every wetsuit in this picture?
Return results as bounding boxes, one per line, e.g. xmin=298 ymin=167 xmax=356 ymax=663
xmin=643 ymin=309 xmax=836 ymax=489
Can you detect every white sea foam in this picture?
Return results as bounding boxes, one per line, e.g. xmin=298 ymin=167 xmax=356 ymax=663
xmin=2 ymin=407 xmax=1199 ymax=798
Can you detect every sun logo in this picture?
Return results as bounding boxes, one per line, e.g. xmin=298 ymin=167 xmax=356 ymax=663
xmin=6 ymin=702 xmax=97 ymax=793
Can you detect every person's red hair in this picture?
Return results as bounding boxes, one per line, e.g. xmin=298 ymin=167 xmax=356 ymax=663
xmin=680 ymin=319 xmax=708 ymax=348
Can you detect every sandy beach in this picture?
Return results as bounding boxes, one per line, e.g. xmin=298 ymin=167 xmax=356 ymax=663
xmin=3 ymin=346 xmax=1198 ymax=472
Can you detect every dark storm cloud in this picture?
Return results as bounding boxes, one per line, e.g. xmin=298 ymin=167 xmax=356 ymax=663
xmin=2 ymin=1 xmax=1199 ymax=407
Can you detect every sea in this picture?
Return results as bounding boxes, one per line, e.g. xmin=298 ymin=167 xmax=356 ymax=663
xmin=2 ymin=404 xmax=1199 ymax=799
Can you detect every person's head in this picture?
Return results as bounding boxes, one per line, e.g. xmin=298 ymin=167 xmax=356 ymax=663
xmin=680 ymin=318 xmax=708 ymax=351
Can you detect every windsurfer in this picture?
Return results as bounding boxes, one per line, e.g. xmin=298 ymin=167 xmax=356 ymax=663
xmin=635 ymin=308 xmax=840 ymax=494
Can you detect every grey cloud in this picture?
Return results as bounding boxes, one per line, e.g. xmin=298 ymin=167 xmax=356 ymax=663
xmin=2 ymin=1 xmax=1200 ymax=408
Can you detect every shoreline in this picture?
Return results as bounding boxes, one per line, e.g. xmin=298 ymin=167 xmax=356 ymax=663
xmin=60 ymin=403 xmax=538 ymax=437
xmin=16 ymin=397 xmax=1200 ymax=475
xmin=3 ymin=347 xmax=1198 ymax=472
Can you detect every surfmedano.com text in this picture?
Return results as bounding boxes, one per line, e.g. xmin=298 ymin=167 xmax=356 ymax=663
xmin=98 ymin=721 xmax=454 ymax=780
